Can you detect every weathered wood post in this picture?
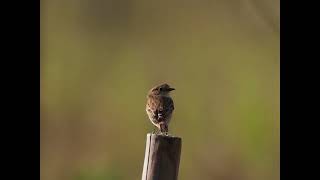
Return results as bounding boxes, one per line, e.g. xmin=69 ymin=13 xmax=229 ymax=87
xmin=142 ymin=133 xmax=182 ymax=180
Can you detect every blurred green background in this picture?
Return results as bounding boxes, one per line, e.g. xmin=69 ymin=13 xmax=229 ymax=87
xmin=40 ymin=0 xmax=279 ymax=180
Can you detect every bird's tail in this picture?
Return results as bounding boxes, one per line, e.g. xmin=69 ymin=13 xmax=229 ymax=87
xmin=159 ymin=122 xmax=168 ymax=133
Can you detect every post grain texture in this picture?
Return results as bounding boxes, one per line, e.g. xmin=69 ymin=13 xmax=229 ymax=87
xmin=142 ymin=133 xmax=182 ymax=180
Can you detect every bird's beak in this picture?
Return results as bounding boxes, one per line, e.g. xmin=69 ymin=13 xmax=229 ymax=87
xmin=168 ymin=88 xmax=175 ymax=91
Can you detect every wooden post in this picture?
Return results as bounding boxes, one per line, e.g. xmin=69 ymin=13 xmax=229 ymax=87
xmin=142 ymin=133 xmax=182 ymax=180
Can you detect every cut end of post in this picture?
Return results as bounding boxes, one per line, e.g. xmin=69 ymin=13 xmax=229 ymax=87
xmin=146 ymin=133 xmax=182 ymax=140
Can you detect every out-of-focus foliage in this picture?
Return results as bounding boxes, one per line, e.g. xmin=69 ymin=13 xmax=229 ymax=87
xmin=41 ymin=0 xmax=279 ymax=180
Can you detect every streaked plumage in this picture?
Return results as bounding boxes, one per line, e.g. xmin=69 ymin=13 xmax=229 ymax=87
xmin=146 ymin=83 xmax=175 ymax=134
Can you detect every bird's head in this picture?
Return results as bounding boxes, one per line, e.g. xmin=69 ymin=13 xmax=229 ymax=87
xmin=149 ymin=83 xmax=175 ymax=96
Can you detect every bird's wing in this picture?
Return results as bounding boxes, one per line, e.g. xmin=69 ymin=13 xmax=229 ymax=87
xmin=146 ymin=96 xmax=161 ymax=120
xmin=147 ymin=96 xmax=174 ymax=123
xmin=158 ymin=97 xmax=174 ymax=121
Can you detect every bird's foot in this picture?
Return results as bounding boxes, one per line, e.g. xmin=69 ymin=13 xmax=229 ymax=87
xmin=152 ymin=128 xmax=160 ymax=135
xmin=158 ymin=131 xmax=168 ymax=136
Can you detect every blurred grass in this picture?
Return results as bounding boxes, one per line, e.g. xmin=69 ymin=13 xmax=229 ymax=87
xmin=41 ymin=0 xmax=279 ymax=180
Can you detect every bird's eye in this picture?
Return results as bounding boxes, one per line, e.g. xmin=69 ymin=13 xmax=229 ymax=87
xmin=159 ymin=88 xmax=162 ymax=91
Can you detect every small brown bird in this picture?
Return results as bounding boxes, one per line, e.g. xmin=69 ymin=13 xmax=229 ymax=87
xmin=146 ymin=83 xmax=175 ymax=134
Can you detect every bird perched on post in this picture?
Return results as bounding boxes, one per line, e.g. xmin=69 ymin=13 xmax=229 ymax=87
xmin=146 ymin=83 xmax=175 ymax=135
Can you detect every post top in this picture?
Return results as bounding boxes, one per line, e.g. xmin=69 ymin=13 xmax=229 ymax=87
xmin=147 ymin=133 xmax=182 ymax=140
